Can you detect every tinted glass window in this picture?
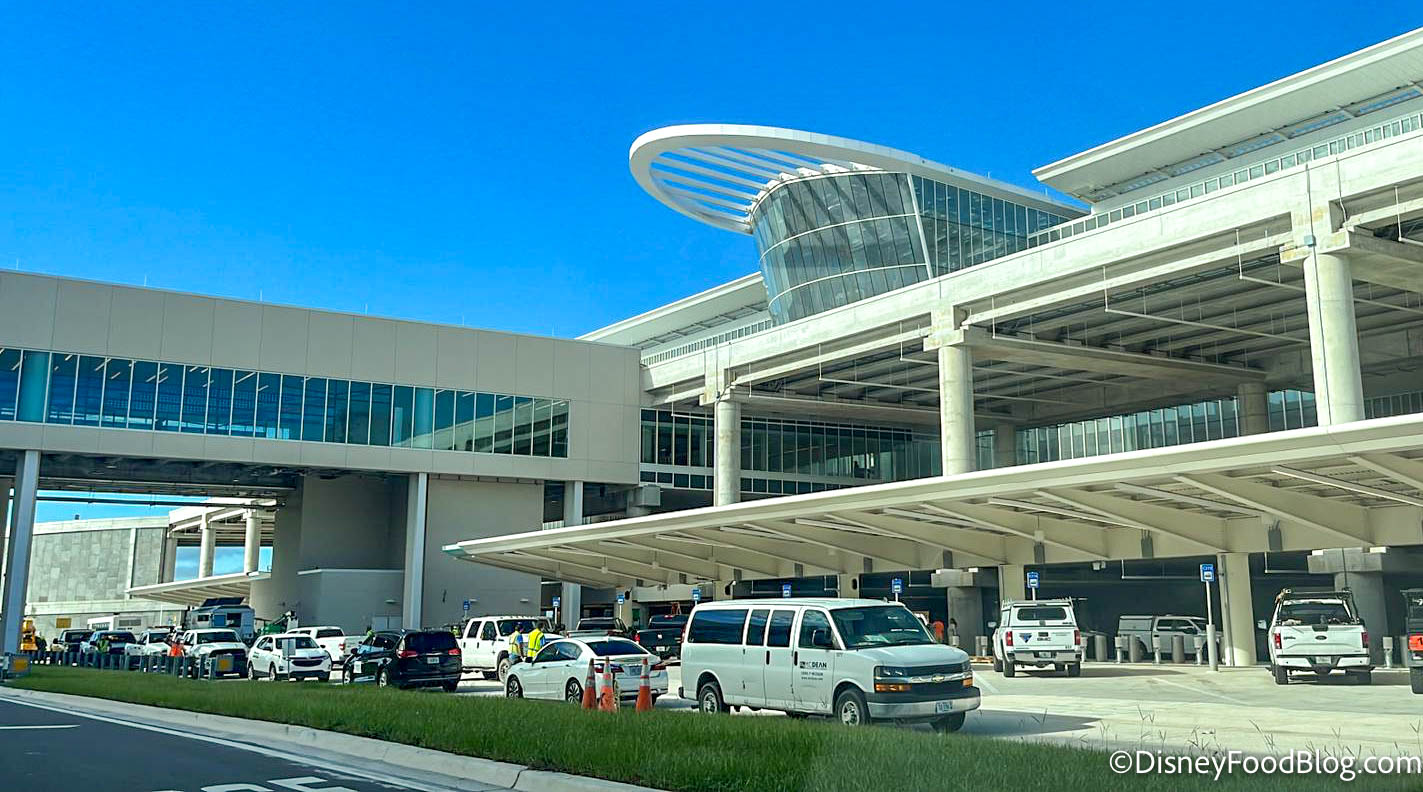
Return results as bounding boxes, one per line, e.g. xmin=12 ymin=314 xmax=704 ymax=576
xmin=405 ymin=632 xmax=458 ymax=653
xmin=767 ymin=611 xmax=794 ymax=647
xmin=373 ymin=633 xmax=398 ymax=650
xmin=315 ymin=628 xmax=343 ymax=639
xmin=195 ymin=631 xmax=239 ymax=644
xmin=687 ymin=609 xmax=748 ymax=645
xmin=587 ymin=639 xmax=645 ymax=657
xmin=275 ymin=636 xmax=319 ymax=651
xmin=480 ymin=622 xmax=497 ymax=641
xmin=746 ymin=609 xmax=769 ymax=646
xmin=1277 ymin=601 xmax=1355 ymax=626
xmin=1014 ymin=606 xmax=1069 ymax=622
xmin=798 ymin=611 xmax=832 ymax=649
xmin=534 ymin=642 xmax=571 ymax=663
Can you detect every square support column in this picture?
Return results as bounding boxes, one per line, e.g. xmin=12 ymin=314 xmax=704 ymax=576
xmin=402 ymin=473 xmax=428 ymax=629
xmin=713 ymin=397 xmax=742 ymax=506
xmin=197 ymin=512 xmax=215 ymax=578
xmin=937 ymin=343 xmax=976 ymax=475
xmin=162 ymin=534 xmax=178 ymax=582
xmin=243 ymin=509 xmax=261 ymax=574
xmin=992 ymin=423 xmax=1016 ymax=469
xmin=1302 ymin=250 xmax=1364 ymax=425
xmin=560 ymin=481 xmax=585 ymax=630
xmin=1219 ymin=552 xmax=1256 ymax=667
xmin=998 ymin=564 xmax=1026 ymax=603
xmin=1 ymin=450 xmax=40 ymax=655
xmin=1236 ymin=381 xmax=1269 ymax=436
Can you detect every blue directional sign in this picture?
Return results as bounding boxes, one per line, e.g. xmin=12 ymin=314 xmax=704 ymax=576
xmin=552 ymin=596 xmax=561 ymax=610
xmin=1026 ymin=571 xmax=1040 ymax=589
xmin=462 ymin=598 xmax=471 ymax=614
xmin=691 ymin=587 xmax=702 ymax=603
xmin=616 ymin=592 xmax=626 ymax=605
xmin=781 ymin=582 xmax=792 ymax=598
xmin=1200 ymin=563 xmax=1216 ymax=582
xmin=891 ymin=577 xmax=903 ymax=595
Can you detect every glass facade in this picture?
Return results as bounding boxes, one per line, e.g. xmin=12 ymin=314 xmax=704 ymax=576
xmin=638 ymin=409 xmax=994 ymax=495
xmin=748 ymin=171 xmax=1072 ymax=324
xmin=1016 ymin=395 xmax=1242 ymax=465
xmin=0 ymin=347 xmax=570 ymax=458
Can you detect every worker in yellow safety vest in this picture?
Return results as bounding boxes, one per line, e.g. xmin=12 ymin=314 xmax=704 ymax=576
xmin=528 ymin=624 xmax=545 ymax=656
xmin=508 ymin=624 xmax=529 ymax=662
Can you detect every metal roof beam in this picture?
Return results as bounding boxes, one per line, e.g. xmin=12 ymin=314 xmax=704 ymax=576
xmin=1174 ymin=473 xmax=1371 ymax=545
xmin=1269 ymin=466 xmax=1423 ymax=508
xmin=1347 ymin=453 xmax=1423 ymax=494
xmin=1034 ymin=488 xmax=1227 ymax=553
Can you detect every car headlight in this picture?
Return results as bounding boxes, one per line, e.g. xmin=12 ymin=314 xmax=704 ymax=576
xmin=874 ymin=666 xmax=910 ymax=679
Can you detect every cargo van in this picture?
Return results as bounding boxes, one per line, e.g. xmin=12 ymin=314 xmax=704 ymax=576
xmin=679 ymin=598 xmax=979 ymax=732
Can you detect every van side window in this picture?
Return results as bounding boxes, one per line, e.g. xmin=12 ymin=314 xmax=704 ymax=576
xmin=767 ymin=610 xmax=794 ymax=647
xmin=746 ymin=609 xmax=769 ymax=646
xmin=798 ymin=610 xmax=832 ymax=648
xmin=687 ymin=609 xmax=748 ymax=644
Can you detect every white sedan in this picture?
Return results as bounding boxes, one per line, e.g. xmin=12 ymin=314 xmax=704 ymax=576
xmin=247 ymin=633 xmax=332 ymax=681
xmin=505 ymin=637 xmax=668 ymax=704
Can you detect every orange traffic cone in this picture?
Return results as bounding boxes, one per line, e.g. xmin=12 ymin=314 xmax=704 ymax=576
xmin=599 ymin=661 xmax=617 ymax=711
xmin=581 ymin=659 xmax=597 ymax=709
xmin=635 ymin=658 xmax=653 ymax=712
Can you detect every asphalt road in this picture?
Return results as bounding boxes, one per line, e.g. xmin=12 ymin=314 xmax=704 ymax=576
xmin=0 ymin=698 xmax=469 ymax=792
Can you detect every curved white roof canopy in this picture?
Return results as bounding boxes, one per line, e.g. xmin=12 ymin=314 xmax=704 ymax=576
xmin=630 ymin=124 xmax=1082 ymax=234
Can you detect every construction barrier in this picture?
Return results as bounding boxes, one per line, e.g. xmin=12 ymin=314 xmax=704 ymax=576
xmin=598 ymin=661 xmax=618 ymax=712
xmin=634 ymin=658 xmax=653 ymax=712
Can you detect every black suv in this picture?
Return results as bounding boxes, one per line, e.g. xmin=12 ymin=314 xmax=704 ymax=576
xmin=342 ymin=629 xmax=461 ymax=691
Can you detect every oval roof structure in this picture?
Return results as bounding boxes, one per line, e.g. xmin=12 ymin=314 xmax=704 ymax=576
xmin=630 ymin=123 xmax=1082 ymax=233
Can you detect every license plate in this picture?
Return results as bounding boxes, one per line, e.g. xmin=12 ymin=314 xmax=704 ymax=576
xmin=426 ymin=656 xmax=440 ymax=665
xmin=656 ymin=646 xmax=669 ymax=652
xmin=935 ymin=700 xmax=954 ymax=714
xmin=1036 ymin=651 xmax=1054 ymax=659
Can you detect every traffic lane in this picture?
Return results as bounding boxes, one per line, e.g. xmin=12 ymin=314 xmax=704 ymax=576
xmin=0 ymin=698 xmax=427 ymax=792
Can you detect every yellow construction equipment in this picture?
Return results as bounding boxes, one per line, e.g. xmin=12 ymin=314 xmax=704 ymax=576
xmin=20 ymin=618 xmax=37 ymax=652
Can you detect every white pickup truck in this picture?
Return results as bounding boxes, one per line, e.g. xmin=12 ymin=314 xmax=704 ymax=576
xmin=287 ymin=626 xmax=353 ymax=665
xmin=1262 ymin=588 xmax=1372 ymax=685
xmin=457 ymin=616 xmax=556 ymax=682
xmin=992 ymin=598 xmax=1083 ymax=677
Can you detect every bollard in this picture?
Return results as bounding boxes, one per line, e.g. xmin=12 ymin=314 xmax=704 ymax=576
xmin=1092 ymin=633 xmax=1107 ymax=663
xmin=1129 ymin=636 xmax=1145 ymax=663
xmin=1152 ymin=635 xmax=1163 ymax=665
xmin=948 ymin=635 xmax=960 ymax=648
xmin=1171 ymin=634 xmax=1186 ymax=664
xmin=1383 ymin=637 xmax=1395 ymax=670
xmin=635 ymin=658 xmax=653 ymax=712
xmin=1114 ymin=636 xmax=1126 ymax=663
xmin=975 ymin=635 xmax=989 ymax=658
xmin=1194 ymin=636 xmax=1206 ymax=665
xmin=581 ymin=659 xmax=597 ymax=709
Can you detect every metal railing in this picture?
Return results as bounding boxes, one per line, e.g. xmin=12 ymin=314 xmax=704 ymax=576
xmin=641 ymin=319 xmax=775 ymax=365
xmin=4 ymin=650 xmax=241 ymax=680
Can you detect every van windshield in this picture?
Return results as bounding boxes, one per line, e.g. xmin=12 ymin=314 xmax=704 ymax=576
xmin=831 ymin=606 xmax=934 ymax=649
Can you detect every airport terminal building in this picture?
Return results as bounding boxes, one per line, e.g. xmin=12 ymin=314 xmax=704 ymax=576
xmin=6 ymin=31 xmax=1423 ymax=664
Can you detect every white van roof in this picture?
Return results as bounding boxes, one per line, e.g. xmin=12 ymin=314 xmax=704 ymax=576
xmin=693 ymin=598 xmax=904 ymax=609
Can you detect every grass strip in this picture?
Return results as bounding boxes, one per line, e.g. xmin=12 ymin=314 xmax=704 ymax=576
xmin=10 ymin=666 xmax=1418 ymax=792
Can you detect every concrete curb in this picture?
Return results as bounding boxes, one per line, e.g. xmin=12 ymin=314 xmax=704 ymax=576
xmin=0 ymin=686 xmax=666 ymax=792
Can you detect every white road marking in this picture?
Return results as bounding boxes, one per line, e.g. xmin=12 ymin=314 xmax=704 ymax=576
xmin=970 ymin=674 xmax=999 ymax=695
xmin=0 ymin=697 xmax=458 ymax=792
xmin=1148 ymin=674 xmax=1249 ymax=706
xmin=0 ymin=724 xmax=79 ymax=730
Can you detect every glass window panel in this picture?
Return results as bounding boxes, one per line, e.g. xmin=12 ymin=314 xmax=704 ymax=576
xmin=302 ymin=377 xmax=327 ymax=442
xmin=230 ymin=370 xmax=257 ymax=437
xmin=432 ymin=388 xmax=454 ymax=451
xmin=346 ymin=381 xmax=371 ymax=445
xmin=46 ymin=353 xmax=78 ymax=424
xmin=454 ymin=391 xmax=474 ymax=452
xmin=513 ymin=395 xmax=534 ymax=455
xmin=673 ymin=414 xmax=689 ymax=466
xmin=129 ymin=361 xmax=158 ymax=431
xmin=154 ymin=363 xmax=183 ymax=432
xmin=531 ymin=398 xmax=551 ymax=457
xmin=411 ymin=387 xmax=434 ymax=449
xmin=16 ymin=350 xmax=48 ymax=423
xmin=279 ymin=375 xmax=305 ymax=440
xmin=391 ymin=385 xmax=414 ymax=447
xmin=473 ymin=392 xmax=495 ymax=452
xmin=255 ymin=373 xmax=281 ymax=439
xmin=206 ymin=368 xmax=233 ymax=435
xmin=73 ymin=355 xmax=105 ymax=427
xmin=180 ymin=366 xmax=208 ymax=434
xmin=550 ymin=399 xmax=569 ymax=457
xmin=100 ymin=358 xmax=132 ymax=430
xmin=493 ymin=395 xmax=514 ymax=453
xmin=0 ymin=348 xmax=20 ymax=422
xmin=370 ymin=383 xmax=392 ymax=446
xmin=325 ymin=379 xmax=349 ymax=444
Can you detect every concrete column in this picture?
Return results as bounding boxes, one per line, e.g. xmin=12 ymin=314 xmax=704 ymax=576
xmin=560 ymin=481 xmax=584 ymax=630
xmin=162 ymin=535 xmax=178 ymax=583
xmin=1236 ymin=381 xmax=1269 ymax=436
xmin=243 ymin=510 xmax=261 ymax=574
xmin=402 ymin=473 xmax=428 ymax=629
xmin=834 ymin=573 xmax=860 ymax=599
xmin=998 ymin=564 xmax=1026 ymax=603
xmin=617 ymin=593 xmax=643 ymax=630
xmin=1302 ymin=250 xmax=1364 ymax=425
xmin=937 ymin=343 xmax=976 ymax=475
xmin=1219 ymin=552 xmax=1256 ymax=667
xmin=197 ymin=511 xmax=215 ymax=578
xmin=713 ymin=398 xmax=741 ymax=506
xmin=1336 ymin=569 xmax=1389 ymax=665
xmin=992 ymin=424 xmax=1016 ymax=469
xmin=1 ymin=450 xmax=39 ymax=655
xmin=946 ymin=586 xmax=983 ymax=648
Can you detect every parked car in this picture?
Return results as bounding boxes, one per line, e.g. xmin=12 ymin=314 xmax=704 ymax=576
xmin=80 ymin=630 xmax=138 ymax=663
xmin=137 ymin=628 xmax=176 ymax=657
xmin=992 ymin=599 xmax=1083 ymax=677
xmin=178 ymin=628 xmax=249 ymax=678
xmin=343 ymin=629 xmax=461 ymax=691
xmin=1262 ymin=588 xmax=1372 ymax=685
xmin=287 ymin=626 xmax=353 ymax=665
xmin=53 ymin=628 xmax=93 ymax=654
xmin=571 ymin=617 xmax=630 ymax=638
xmin=457 ymin=616 xmax=556 ymax=682
xmin=1403 ymin=588 xmax=1423 ymax=695
xmin=248 ymin=633 xmax=332 ymax=681
xmin=1117 ymin=614 xmax=1218 ymax=656
xmin=634 ymin=614 xmax=689 ymax=659
xmin=680 ymin=598 xmax=978 ymax=733
xmin=505 ymin=637 xmax=668 ymax=703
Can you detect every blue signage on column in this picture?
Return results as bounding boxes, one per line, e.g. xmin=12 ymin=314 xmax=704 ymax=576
xmin=891 ymin=578 xmax=903 ymax=595
xmin=1200 ymin=563 xmax=1215 ymax=582
xmin=781 ymin=583 xmax=792 ymax=598
xmin=1026 ymin=571 xmax=1040 ymax=589
xmin=691 ymin=587 xmax=702 ymax=603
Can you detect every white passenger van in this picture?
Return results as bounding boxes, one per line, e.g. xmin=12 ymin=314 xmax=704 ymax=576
xmin=679 ymin=598 xmax=980 ymax=732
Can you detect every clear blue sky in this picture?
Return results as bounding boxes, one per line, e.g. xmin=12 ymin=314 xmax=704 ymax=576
xmin=4 ymin=5 xmax=1419 ymax=525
